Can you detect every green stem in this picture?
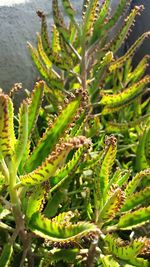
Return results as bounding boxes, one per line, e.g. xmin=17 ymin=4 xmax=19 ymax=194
xmin=81 ymin=44 xmax=87 ymax=91
xmin=8 ymin=162 xmax=30 ymax=265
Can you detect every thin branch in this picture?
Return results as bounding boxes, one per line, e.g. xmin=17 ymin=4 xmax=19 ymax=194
xmin=86 ymin=236 xmax=99 ymax=267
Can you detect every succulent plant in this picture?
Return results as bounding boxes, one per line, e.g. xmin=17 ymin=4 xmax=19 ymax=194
xmin=0 ymin=0 xmax=150 ymax=266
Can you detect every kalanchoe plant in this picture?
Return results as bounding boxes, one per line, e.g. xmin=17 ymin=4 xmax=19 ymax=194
xmin=0 ymin=85 xmax=150 ymax=266
xmin=0 ymin=0 xmax=150 ymax=266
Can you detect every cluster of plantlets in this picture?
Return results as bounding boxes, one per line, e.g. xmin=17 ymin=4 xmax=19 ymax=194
xmin=0 ymin=0 xmax=150 ymax=266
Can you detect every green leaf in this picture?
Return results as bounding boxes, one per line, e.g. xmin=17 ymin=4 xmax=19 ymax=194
xmin=21 ymin=136 xmax=90 ymax=186
xmin=0 ymin=94 xmax=15 ymax=158
xmin=101 ymin=255 xmax=120 ymax=267
xmin=61 ymin=0 xmax=76 ymax=20
xmin=50 ymin=146 xmax=86 ymax=187
xmin=144 ymin=127 xmax=150 ymax=166
xmin=118 ymin=206 xmax=150 ymax=229
xmin=128 ymin=55 xmax=150 ymax=83
xmin=25 ymin=97 xmax=82 ymax=172
xmin=42 ymin=248 xmax=79 ymax=265
xmin=109 ymin=32 xmax=150 ymax=71
xmin=105 ymin=234 xmax=145 ymax=260
xmin=51 ymin=211 xmax=76 ymax=224
xmin=99 ymin=188 xmax=124 ymax=223
xmin=13 ymin=101 xmax=28 ymax=169
xmin=0 ymin=208 xmax=11 ymax=220
xmin=107 ymin=6 xmax=144 ymax=53
xmin=0 ymin=171 xmax=5 ymax=190
xmin=0 ymin=244 xmax=13 ymax=267
xmin=83 ymin=0 xmax=99 ymax=41
xmin=129 ymin=257 xmax=149 ymax=267
xmin=101 ymin=0 xmax=132 ymax=35
xmin=121 ymin=186 xmax=150 ymax=212
xmin=100 ymin=76 xmax=150 ymax=108
xmin=117 ymin=171 xmax=131 ymax=187
xmin=28 ymin=81 xmax=44 ymax=137
xmin=29 ymin=212 xmax=99 ymax=243
xmin=136 ymin=128 xmax=150 ymax=171
xmin=44 ymin=190 xmax=66 ymax=218
xmin=52 ymin=0 xmax=70 ymax=41
xmin=92 ymin=0 xmax=111 ymax=43
xmin=27 ymin=42 xmax=62 ymax=89
xmin=52 ymin=24 xmax=61 ymax=53
xmin=37 ymin=33 xmax=52 ymax=69
xmin=98 ymin=136 xmax=117 ymax=206
xmin=125 ymin=169 xmax=150 ymax=196
xmin=26 ymin=185 xmax=46 ymax=219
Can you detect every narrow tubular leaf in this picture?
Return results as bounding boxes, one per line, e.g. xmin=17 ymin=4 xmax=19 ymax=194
xmin=37 ymin=10 xmax=51 ymax=53
xmin=37 ymin=33 xmax=52 ymax=69
xmin=37 ymin=10 xmax=69 ymax=70
xmin=144 ymin=127 xmax=150 ymax=165
xmin=25 ymin=97 xmax=81 ymax=172
xmin=118 ymin=206 xmax=150 ymax=229
xmin=27 ymin=43 xmax=62 ymax=89
xmin=109 ymin=32 xmax=150 ymax=71
xmin=102 ymin=0 xmax=132 ymax=33
xmin=52 ymin=0 xmax=70 ymax=41
xmin=29 ymin=212 xmax=99 ymax=242
xmin=0 ymin=171 xmax=5 ymax=190
xmin=101 ymin=255 xmax=120 ymax=267
xmin=61 ymin=0 xmax=76 ymax=20
xmin=107 ymin=5 xmax=144 ymax=53
xmin=100 ymin=76 xmax=150 ymax=107
xmin=13 ymin=101 xmax=28 ymax=169
xmin=128 ymin=55 xmax=150 ymax=83
xmin=44 ymin=190 xmax=66 ymax=218
xmin=136 ymin=128 xmax=150 ymax=171
xmin=28 ymin=81 xmax=44 ymax=137
xmin=51 ymin=211 xmax=76 ymax=225
xmin=121 ymin=186 xmax=150 ymax=212
xmin=50 ymin=146 xmax=86 ymax=187
xmin=125 ymin=169 xmax=150 ymax=196
xmin=106 ymin=115 xmax=150 ymax=134
xmin=21 ymin=136 xmax=91 ymax=185
xmin=99 ymin=136 xmax=117 ymax=205
xmin=0 ymin=244 xmax=13 ymax=267
xmin=0 ymin=94 xmax=15 ymax=158
xmin=52 ymin=24 xmax=61 ymax=53
xmin=26 ymin=185 xmax=46 ymax=219
xmin=92 ymin=0 xmax=111 ymax=43
xmin=130 ymin=258 xmax=149 ymax=267
xmin=83 ymin=0 xmax=99 ymax=41
xmin=99 ymin=188 xmax=124 ymax=222
xmin=105 ymin=234 xmax=145 ymax=260
xmin=43 ymin=248 xmax=79 ymax=265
